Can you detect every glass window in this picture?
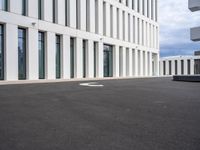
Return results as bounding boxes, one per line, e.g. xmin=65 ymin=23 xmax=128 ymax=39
xmin=0 ymin=25 xmax=4 ymax=80
xmin=181 ymin=60 xmax=184 ymax=75
xmin=53 ymin=0 xmax=57 ymax=23
xmin=0 ymin=0 xmax=7 ymax=11
xmin=94 ymin=42 xmax=98 ymax=78
xmin=169 ymin=61 xmax=172 ymax=75
xmin=38 ymin=32 xmax=45 ymax=79
xmin=187 ymin=60 xmax=191 ymax=75
xmin=175 ymin=60 xmax=178 ymax=75
xmin=18 ymin=28 xmax=26 ymax=80
xmin=38 ymin=0 xmax=42 ymax=19
xmin=163 ymin=61 xmax=166 ymax=75
xmin=19 ymin=0 xmax=26 ymax=16
xmin=83 ymin=40 xmax=87 ymax=78
xmin=194 ymin=59 xmax=200 ymax=74
xmin=104 ymin=44 xmax=113 ymax=77
xmin=70 ymin=38 xmax=75 ymax=78
xmin=56 ymin=35 xmax=61 ymax=79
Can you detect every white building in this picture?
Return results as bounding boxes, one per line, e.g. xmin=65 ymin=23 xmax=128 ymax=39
xmin=0 ymin=0 xmax=159 ymax=81
xmin=160 ymin=55 xmax=200 ymax=76
xmin=189 ymin=0 xmax=200 ymax=41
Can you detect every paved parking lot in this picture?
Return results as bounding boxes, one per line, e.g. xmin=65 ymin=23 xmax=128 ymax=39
xmin=0 ymin=77 xmax=200 ymax=150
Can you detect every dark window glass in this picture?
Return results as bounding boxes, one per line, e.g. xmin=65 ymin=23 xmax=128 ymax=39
xmin=53 ymin=0 xmax=56 ymax=23
xmin=38 ymin=32 xmax=45 ymax=79
xmin=0 ymin=0 xmax=8 ymax=11
xmin=70 ymin=38 xmax=75 ymax=78
xmin=56 ymin=35 xmax=61 ymax=79
xmin=83 ymin=40 xmax=87 ymax=78
xmin=18 ymin=28 xmax=26 ymax=80
xmin=187 ymin=60 xmax=191 ymax=75
xmin=169 ymin=61 xmax=172 ymax=75
xmin=175 ymin=60 xmax=178 ymax=75
xmin=194 ymin=59 xmax=200 ymax=74
xmin=104 ymin=44 xmax=113 ymax=77
xmin=181 ymin=60 xmax=184 ymax=75
xmin=22 ymin=0 xmax=26 ymax=16
xmin=38 ymin=0 xmax=42 ymax=19
xmin=94 ymin=42 xmax=97 ymax=77
xmin=163 ymin=61 xmax=166 ymax=75
xmin=0 ymin=25 xmax=4 ymax=80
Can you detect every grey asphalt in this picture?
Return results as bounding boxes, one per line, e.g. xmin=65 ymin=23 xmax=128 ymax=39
xmin=0 ymin=77 xmax=200 ymax=150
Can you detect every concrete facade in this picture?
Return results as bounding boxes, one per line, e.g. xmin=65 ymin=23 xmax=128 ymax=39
xmin=189 ymin=0 xmax=200 ymax=41
xmin=0 ymin=0 xmax=159 ymax=81
xmin=160 ymin=55 xmax=200 ymax=76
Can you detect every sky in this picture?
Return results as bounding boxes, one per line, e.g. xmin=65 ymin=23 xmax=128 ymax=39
xmin=159 ymin=0 xmax=200 ymax=57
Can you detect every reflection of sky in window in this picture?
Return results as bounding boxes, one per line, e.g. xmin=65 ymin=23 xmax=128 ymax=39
xmin=0 ymin=0 xmax=6 ymax=10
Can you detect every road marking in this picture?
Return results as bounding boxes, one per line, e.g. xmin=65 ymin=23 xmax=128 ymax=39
xmin=80 ymin=82 xmax=104 ymax=87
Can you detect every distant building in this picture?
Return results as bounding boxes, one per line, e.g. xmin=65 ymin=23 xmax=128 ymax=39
xmin=160 ymin=55 xmax=200 ymax=76
xmin=194 ymin=51 xmax=200 ymax=56
xmin=189 ymin=0 xmax=200 ymax=41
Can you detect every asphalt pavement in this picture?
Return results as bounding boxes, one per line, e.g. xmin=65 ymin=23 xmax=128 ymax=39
xmin=0 ymin=77 xmax=200 ymax=150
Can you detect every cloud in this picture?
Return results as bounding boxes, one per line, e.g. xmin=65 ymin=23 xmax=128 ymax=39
xmin=159 ymin=0 xmax=200 ymax=57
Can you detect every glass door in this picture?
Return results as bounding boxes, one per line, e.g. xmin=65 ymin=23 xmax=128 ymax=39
xmin=104 ymin=45 xmax=113 ymax=77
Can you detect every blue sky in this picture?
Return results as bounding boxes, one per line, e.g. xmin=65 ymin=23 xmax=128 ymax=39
xmin=159 ymin=0 xmax=200 ymax=57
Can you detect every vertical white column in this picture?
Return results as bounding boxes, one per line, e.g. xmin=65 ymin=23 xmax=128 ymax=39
xmin=166 ymin=60 xmax=169 ymax=75
xmin=97 ymin=0 xmax=103 ymax=35
xmin=5 ymin=24 xmax=18 ymax=81
xmin=122 ymin=47 xmax=126 ymax=77
xmin=75 ymin=38 xmax=83 ymax=78
xmin=87 ymin=40 xmax=94 ymax=78
xmin=177 ymin=60 xmax=181 ymax=75
xmin=144 ymin=22 xmax=147 ymax=46
xmin=130 ymin=15 xmax=133 ymax=43
xmin=113 ymin=45 xmax=120 ymax=77
xmin=135 ymin=17 xmax=138 ymax=44
xmin=134 ymin=0 xmax=138 ymax=12
xmin=171 ymin=60 xmax=175 ymax=75
xmin=147 ymin=23 xmax=150 ymax=47
xmin=156 ymin=53 xmax=160 ymax=76
xmin=57 ymin=0 xmax=66 ymax=25
xmin=140 ymin=50 xmax=143 ymax=76
xmin=124 ymin=12 xmax=128 ymax=41
xmin=10 ymin=0 xmax=24 ymax=15
xmin=43 ymin=0 xmax=53 ymax=22
xmin=139 ymin=19 xmax=142 ymax=45
xmin=149 ymin=0 xmax=152 ymax=19
xmin=128 ymin=0 xmax=132 ymax=9
xmin=134 ymin=49 xmax=138 ymax=76
xmin=184 ymin=59 xmax=188 ymax=75
xmin=112 ymin=6 xmax=117 ymax=38
xmin=119 ymin=9 xmax=123 ymax=40
xmin=140 ymin=0 xmax=143 ymax=14
xmin=160 ymin=61 xmax=163 ymax=76
xmin=149 ymin=52 xmax=153 ymax=76
xmin=144 ymin=0 xmax=147 ymax=16
xmin=191 ymin=59 xmax=195 ymax=75
xmin=88 ymin=0 xmax=95 ymax=33
xmin=144 ymin=51 xmax=148 ymax=76
xmin=28 ymin=0 xmax=38 ymax=18
xmin=128 ymin=48 xmax=133 ymax=77
xmin=79 ymin=0 xmax=86 ymax=31
xmin=46 ymin=32 xmax=56 ymax=79
xmin=62 ymin=35 xmax=71 ymax=79
xmin=97 ymin=41 xmax=104 ymax=78
xmin=105 ymin=2 xmax=111 ymax=37
xmin=152 ymin=0 xmax=156 ymax=21
xmin=27 ymin=28 xmax=39 ymax=80
xmin=69 ymin=0 xmax=77 ymax=28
